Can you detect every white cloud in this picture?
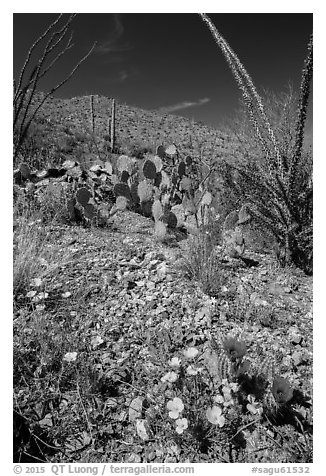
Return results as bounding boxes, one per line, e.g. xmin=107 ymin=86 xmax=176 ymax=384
xmin=157 ymin=97 xmax=210 ymax=113
xmin=96 ymin=14 xmax=133 ymax=54
xmin=117 ymin=68 xmax=139 ymax=82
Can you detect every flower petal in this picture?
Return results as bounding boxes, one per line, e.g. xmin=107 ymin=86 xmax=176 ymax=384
xmin=169 ymin=410 xmax=180 ymax=419
xmin=183 ymin=347 xmax=199 ymax=359
xmin=63 ymin=352 xmax=77 ymax=362
xmin=206 ymin=405 xmax=223 ymax=425
xmin=169 ymin=357 xmax=181 ymax=368
xmin=161 ymin=371 xmax=178 ymax=383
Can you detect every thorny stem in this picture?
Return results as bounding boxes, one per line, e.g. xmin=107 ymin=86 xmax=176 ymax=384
xmin=13 ymin=14 xmax=96 ymax=160
xmin=199 ymin=13 xmax=284 ymax=179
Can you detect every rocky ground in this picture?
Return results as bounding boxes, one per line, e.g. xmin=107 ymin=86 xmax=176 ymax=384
xmin=13 ymin=211 xmax=313 ymax=463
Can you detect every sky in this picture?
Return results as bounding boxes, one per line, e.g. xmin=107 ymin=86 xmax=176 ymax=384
xmin=13 ymin=13 xmax=313 ymax=133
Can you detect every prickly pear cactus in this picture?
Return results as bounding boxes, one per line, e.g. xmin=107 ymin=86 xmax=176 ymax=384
xmin=156 ymin=145 xmax=165 ymax=159
xmin=138 ymin=180 xmax=153 ymax=203
xmin=83 ymin=203 xmax=96 ymax=221
xmin=19 ymin=163 xmax=31 ymax=180
xmin=13 ymin=141 xmax=218 ymax=235
xmin=223 ymin=226 xmax=245 ymax=258
xmin=121 ymin=170 xmax=130 ymax=183
xmin=130 ymin=182 xmax=140 ymax=204
xmin=143 ymin=160 xmax=157 ymax=180
xmin=114 ymin=182 xmax=131 ymax=201
xmin=76 ymin=187 xmax=91 ymax=207
xmin=238 ymin=203 xmax=252 ymax=225
xmin=223 ymin=210 xmax=239 ymax=233
xmin=178 ymin=161 xmax=186 ymax=177
xmin=117 ymin=155 xmax=133 ymax=173
xmin=152 ymin=156 xmax=163 ymax=172
xmin=180 ymin=177 xmax=192 ymax=192
xmin=162 ymin=211 xmax=177 ymax=229
xmin=116 ymin=196 xmax=128 ymax=211
xmin=152 ymin=199 xmax=163 ymax=222
xmin=165 ymin=144 xmax=177 ymax=156
xmin=154 ymin=221 xmax=167 ymax=241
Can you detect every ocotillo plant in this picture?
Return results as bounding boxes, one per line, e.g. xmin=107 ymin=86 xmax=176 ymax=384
xmin=13 ymin=14 xmax=96 ymax=162
xmin=199 ymin=14 xmax=313 ymax=273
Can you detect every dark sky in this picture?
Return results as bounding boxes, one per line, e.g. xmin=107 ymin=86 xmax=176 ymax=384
xmin=13 ymin=13 xmax=313 ymax=133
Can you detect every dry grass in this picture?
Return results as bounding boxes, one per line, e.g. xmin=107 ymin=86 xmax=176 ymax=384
xmin=181 ymin=229 xmax=225 ymax=297
xmin=13 ymin=215 xmax=52 ymax=298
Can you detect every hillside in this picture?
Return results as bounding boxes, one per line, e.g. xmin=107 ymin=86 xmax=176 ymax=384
xmin=23 ymin=91 xmax=243 ymax=169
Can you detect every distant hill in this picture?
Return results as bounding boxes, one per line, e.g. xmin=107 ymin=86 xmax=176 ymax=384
xmin=25 ymin=91 xmax=242 ymax=168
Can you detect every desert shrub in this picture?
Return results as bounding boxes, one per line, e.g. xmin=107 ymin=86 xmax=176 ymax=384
xmin=56 ymin=135 xmax=78 ymax=154
xmin=122 ymin=140 xmax=154 ymax=159
xmin=13 ymin=216 xmax=52 ymax=298
xmin=216 ymin=132 xmax=312 ymax=269
xmin=14 ymin=121 xmax=57 ymax=170
xmin=34 ymin=182 xmax=76 ymax=224
xmin=74 ymin=131 xmax=89 ymax=143
xmin=181 ymin=228 xmax=225 ymax=297
xmin=200 ymin=15 xmax=312 ymax=274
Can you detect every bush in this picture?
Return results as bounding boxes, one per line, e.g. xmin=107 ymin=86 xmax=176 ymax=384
xmin=200 ymin=14 xmax=312 ymax=274
xmin=13 ymin=216 xmax=52 ymax=298
xmin=181 ymin=228 xmax=225 ymax=297
xmin=33 ymin=182 xmax=76 ymax=224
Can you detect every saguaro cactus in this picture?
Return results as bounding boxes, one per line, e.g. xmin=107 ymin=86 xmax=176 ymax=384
xmin=90 ymin=95 xmax=95 ymax=133
xmin=110 ymin=98 xmax=116 ymax=152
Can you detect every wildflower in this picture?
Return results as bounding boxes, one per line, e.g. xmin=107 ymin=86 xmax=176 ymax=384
xmin=26 ymin=290 xmax=37 ymax=298
xmin=30 ymin=278 xmax=42 ymax=287
xmin=35 ymin=304 xmax=45 ymax=311
xmin=183 ymin=347 xmax=199 ymax=359
xmin=186 ymin=365 xmax=203 ymax=376
xmin=63 ymin=352 xmax=77 ymax=362
xmin=213 ymin=395 xmax=224 ymax=404
xmin=206 ymin=405 xmax=225 ymax=427
xmin=91 ymin=335 xmax=104 ymax=349
xmin=223 ymin=337 xmax=246 ymax=361
xmin=272 ymin=376 xmax=293 ymax=404
xmin=175 ymin=418 xmax=188 ymax=434
xmin=161 ymin=371 xmax=178 ymax=383
xmin=222 ymin=385 xmax=232 ymax=399
xmin=167 ymin=397 xmax=184 ymax=419
xmin=33 ymin=291 xmax=48 ymax=302
xmin=223 ymin=396 xmax=234 ymax=407
xmin=169 ymin=357 xmax=181 ymax=368
xmin=61 ymin=291 xmax=71 ymax=298
xmin=229 ymin=382 xmax=239 ymax=392
xmin=247 ymin=395 xmax=263 ymax=416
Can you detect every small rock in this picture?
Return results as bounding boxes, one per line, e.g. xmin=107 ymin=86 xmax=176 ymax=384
xmin=126 ymin=453 xmax=142 ymax=463
xmin=145 ymin=450 xmax=156 ymax=462
xmin=157 ymin=263 xmax=168 ymax=277
xmin=147 ymin=281 xmax=156 ymax=290
xmin=148 ymin=259 xmax=160 ymax=269
xmin=284 ymin=286 xmax=292 ymax=294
